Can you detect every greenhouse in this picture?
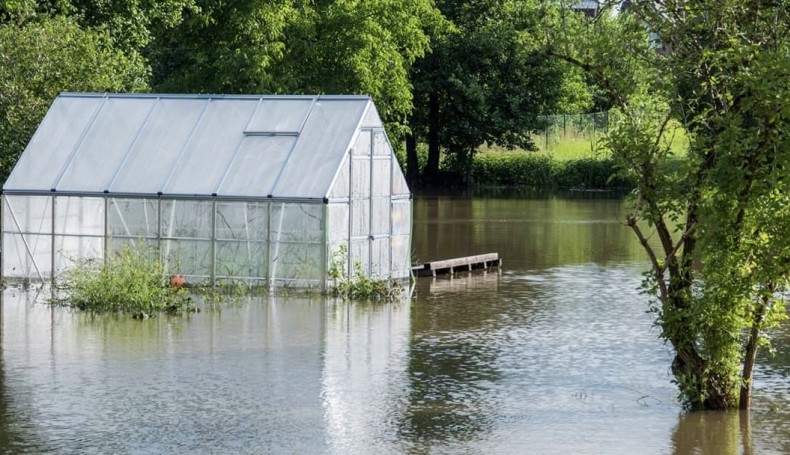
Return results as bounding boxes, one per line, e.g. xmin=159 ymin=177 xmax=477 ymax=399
xmin=1 ymin=93 xmax=412 ymax=289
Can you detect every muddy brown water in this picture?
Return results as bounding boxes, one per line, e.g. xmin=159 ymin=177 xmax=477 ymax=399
xmin=0 ymin=193 xmax=788 ymax=453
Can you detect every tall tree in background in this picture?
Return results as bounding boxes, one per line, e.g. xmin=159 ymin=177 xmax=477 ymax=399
xmin=151 ymin=0 xmax=442 ymax=131
xmin=408 ymin=0 xmax=566 ymax=185
xmin=549 ymin=1 xmax=790 ymax=410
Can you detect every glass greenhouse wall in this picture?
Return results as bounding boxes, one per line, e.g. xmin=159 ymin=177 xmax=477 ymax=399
xmin=2 ymin=93 xmax=411 ymax=289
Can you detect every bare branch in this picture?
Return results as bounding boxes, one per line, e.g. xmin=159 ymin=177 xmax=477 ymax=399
xmin=627 ymin=214 xmax=668 ymax=299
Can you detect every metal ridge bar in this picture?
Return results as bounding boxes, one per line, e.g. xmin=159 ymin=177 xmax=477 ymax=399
xmin=59 ymin=92 xmax=371 ymax=101
xmin=1 ymin=189 xmax=324 ymax=203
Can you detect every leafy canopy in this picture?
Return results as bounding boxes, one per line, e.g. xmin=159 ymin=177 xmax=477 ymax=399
xmin=548 ymin=1 xmax=790 ymax=409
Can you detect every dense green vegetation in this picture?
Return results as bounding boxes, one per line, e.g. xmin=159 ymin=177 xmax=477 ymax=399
xmin=467 ymin=153 xmax=628 ymax=190
xmin=0 ymin=0 xmax=595 ymax=184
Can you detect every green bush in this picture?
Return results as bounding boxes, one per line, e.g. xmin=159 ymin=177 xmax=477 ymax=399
xmin=53 ymin=245 xmax=195 ymax=318
xmin=461 ymin=151 xmax=633 ymax=190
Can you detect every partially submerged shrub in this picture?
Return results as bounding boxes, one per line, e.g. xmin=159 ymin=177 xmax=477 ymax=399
xmin=53 ymin=245 xmax=195 ymax=318
xmin=328 ymin=245 xmax=402 ymax=301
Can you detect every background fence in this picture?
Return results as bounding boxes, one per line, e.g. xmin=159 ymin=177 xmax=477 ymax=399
xmin=537 ymin=111 xmax=609 ymax=151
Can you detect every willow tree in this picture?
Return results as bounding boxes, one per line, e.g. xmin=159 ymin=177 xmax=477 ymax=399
xmin=548 ymin=1 xmax=790 ymax=409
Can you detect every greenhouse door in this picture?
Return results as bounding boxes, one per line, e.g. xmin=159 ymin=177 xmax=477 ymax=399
xmin=349 ymin=129 xmax=391 ymax=278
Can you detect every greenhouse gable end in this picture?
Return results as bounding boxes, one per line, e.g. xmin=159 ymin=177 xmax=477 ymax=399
xmin=2 ymin=93 xmax=412 ymax=288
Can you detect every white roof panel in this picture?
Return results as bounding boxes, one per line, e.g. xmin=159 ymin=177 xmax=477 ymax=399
xmin=4 ymin=96 xmax=104 ymax=191
xmin=163 ymin=98 xmax=259 ymax=195
xmin=109 ymin=97 xmax=208 ymax=194
xmin=270 ymin=99 xmax=368 ymax=198
xmin=4 ymin=94 xmax=387 ymax=200
xmin=57 ymin=96 xmax=157 ymax=192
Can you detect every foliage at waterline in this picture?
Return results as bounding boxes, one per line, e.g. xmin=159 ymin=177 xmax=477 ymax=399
xmin=328 ymin=245 xmax=403 ymax=302
xmin=52 ymin=246 xmax=195 ymax=318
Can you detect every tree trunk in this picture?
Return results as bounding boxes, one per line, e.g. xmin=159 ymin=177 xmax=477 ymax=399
xmin=740 ymin=325 xmax=759 ymax=410
xmin=406 ymin=131 xmax=418 ymax=186
xmin=740 ymin=301 xmax=766 ymax=410
xmin=423 ymin=91 xmax=440 ymax=183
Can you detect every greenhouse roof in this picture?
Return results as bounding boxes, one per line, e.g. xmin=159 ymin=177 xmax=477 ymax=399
xmin=4 ymin=93 xmax=385 ymax=200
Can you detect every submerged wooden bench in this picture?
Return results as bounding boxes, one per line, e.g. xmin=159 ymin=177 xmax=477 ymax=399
xmin=412 ymin=253 xmax=501 ymax=277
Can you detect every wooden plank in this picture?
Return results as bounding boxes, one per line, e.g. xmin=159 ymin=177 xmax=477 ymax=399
xmin=423 ymin=253 xmax=499 ymax=271
xmin=412 ymin=253 xmax=501 ymax=277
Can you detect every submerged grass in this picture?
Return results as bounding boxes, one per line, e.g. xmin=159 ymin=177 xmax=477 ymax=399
xmin=53 ymin=245 xmax=196 ymax=318
xmin=328 ymin=245 xmax=403 ymax=301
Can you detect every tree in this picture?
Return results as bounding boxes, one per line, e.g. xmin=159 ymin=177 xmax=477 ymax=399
xmin=0 ymin=15 xmax=148 ymax=179
xmin=548 ymin=1 xmax=790 ymax=410
xmin=408 ymin=0 xmax=567 ymax=185
xmin=151 ymin=0 xmax=441 ymax=132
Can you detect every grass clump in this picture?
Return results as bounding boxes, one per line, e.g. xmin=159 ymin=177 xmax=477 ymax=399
xmin=53 ymin=245 xmax=195 ymax=318
xmin=328 ymin=245 xmax=402 ymax=301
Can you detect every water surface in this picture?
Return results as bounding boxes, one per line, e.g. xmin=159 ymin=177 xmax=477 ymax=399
xmin=1 ymin=194 xmax=788 ymax=453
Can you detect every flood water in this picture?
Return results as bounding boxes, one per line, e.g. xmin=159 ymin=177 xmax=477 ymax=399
xmin=1 ymin=193 xmax=789 ymax=453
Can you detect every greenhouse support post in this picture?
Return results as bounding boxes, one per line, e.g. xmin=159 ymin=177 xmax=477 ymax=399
xmin=51 ymin=195 xmax=56 ymax=285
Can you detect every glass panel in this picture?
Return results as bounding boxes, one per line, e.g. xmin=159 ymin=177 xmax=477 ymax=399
xmin=54 ymin=197 xmax=104 ymax=236
xmin=328 ymin=155 xmax=350 ymax=199
xmin=109 ymin=198 xmax=158 ymax=238
xmin=245 ymin=98 xmax=313 ymax=133
xmin=3 ymin=233 xmax=52 ymax=278
xmin=216 ymin=201 xmax=268 ymax=240
xmin=161 ymin=200 xmax=212 ymax=239
xmin=54 ymin=235 xmax=103 ymax=274
xmin=109 ymin=98 xmax=208 ymax=194
xmin=108 ymin=238 xmax=159 ymax=261
xmin=392 ymin=161 xmax=410 ymax=196
xmin=271 ymin=203 xmax=323 ymax=243
xmin=371 ymin=197 xmax=390 ymax=236
xmin=350 ymin=239 xmax=370 ymax=276
xmin=392 ymin=200 xmax=411 ymax=236
xmin=327 ymin=203 xmax=349 ymax=246
xmin=4 ymin=195 xmax=52 ymax=234
xmin=216 ymin=240 xmax=267 ymax=279
xmin=391 ymin=235 xmax=411 ymax=278
xmin=373 ymin=130 xmax=389 ymax=156
xmin=4 ymin=96 xmax=103 ymax=191
xmin=352 ymin=130 xmax=372 ymax=156
xmin=361 ymin=103 xmax=383 ymax=128
xmin=163 ymin=239 xmax=212 ymax=277
xmin=351 ymin=199 xmax=369 ymax=237
xmin=164 ymin=99 xmax=259 ymax=195
xmin=270 ymin=99 xmax=367 ymax=198
xmin=271 ymin=242 xmax=322 ymax=281
xmin=371 ymin=159 xmax=391 ymax=197
xmin=216 ymin=136 xmax=295 ymax=197
xmin=57 ymin=97 xmax=157 ymax=192
xmin=351 ymin=158 xmax=370 ymax=199
xmin=371 ymin=238 xmax=390 ymax=278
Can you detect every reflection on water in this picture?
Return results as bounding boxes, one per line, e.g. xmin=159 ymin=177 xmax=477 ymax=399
xmin=0 ymin=194 xmax=788 ymax=453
